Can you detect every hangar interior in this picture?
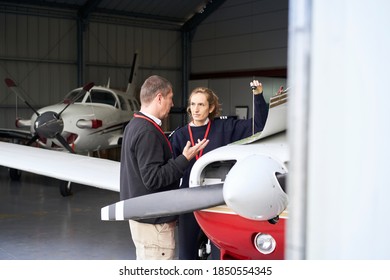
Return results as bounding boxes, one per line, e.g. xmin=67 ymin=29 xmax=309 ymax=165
xmin=0 ymin=0 xmax=288 ymax=259
xmin=0 ymin=0 xmax=288 ymax=130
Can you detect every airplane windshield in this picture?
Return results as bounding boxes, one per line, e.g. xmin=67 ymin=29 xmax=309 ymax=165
xmin=63 ymin=89 xmax=85 ymax=103
xmin=86 ymin=90 xmax=117 ymax=107
xmin=63 ymin=89 xmax=118 ymax=107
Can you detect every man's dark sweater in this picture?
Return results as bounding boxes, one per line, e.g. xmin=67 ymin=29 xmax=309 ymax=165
xmin=120 ymin=112 xmax=189 ymax=224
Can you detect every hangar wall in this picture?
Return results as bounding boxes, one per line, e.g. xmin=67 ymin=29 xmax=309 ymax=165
xmin=84 ymin=22 xmax=182 ymax=96
xmin=187 ymin=0 xmax=288 ymax=121
xmin=0 ymin=14 xmax=77 ymax=129
xmin=191 ymin=0 xmax=288 ymax=74
xmin=0 ymin=11 xmax=183 ymax=130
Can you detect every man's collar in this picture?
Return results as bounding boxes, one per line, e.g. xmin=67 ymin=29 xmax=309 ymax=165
xmin=139 ymin=111 xmax=162 ymax=126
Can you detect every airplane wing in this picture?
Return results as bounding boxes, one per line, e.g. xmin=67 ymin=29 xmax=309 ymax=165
xmin=233 ymin=89 xmax=287 ymax=145
xmin=0 ymin=141 xmax=229 ymax=218
xmin=0 ymin=141 xmax=119 ymax=192
xmin=0 ymin=130 xmax=288 ymax=223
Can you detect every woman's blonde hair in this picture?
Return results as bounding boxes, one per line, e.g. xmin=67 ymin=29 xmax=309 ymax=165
xmin=186 ymin=87 xmax=222 ymax=120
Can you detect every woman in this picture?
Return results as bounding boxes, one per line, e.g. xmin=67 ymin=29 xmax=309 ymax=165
xmin=170 ymin=80 xmax=268 ymax=260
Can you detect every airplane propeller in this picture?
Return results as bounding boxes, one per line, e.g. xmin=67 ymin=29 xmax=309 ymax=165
xmin=4 ymin=78 xmax=94 ymax=153
xmin=102 ymin=160 xmax=288 ymax=223
xmin=101 ymin=184 xmax=225 ymax=221
xmin=4 ymin=78 xmax=40 ymax=117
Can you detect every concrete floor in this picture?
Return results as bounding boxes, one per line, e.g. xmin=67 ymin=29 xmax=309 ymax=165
xmin=0 ymin=166 xmax=136 ymax=260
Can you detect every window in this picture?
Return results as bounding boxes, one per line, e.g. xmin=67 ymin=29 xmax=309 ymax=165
xmin=63 ymin=89 xmax=85 ymax=103
xmin=117 ymin=95 xmax=128 ymax=111
xmin=133 ymin=100 xmax=140 ymax=111
xmin=87 ymin=90 xmax=117 ymax=108
xmin=128 ymin=99 xmax=135 ymax=111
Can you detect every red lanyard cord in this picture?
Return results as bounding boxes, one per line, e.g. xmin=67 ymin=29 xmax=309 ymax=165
xmin=187 ymin=120 xmax=211 ymax=160
xmin=133 ymin=113 xmax=172 ymax=153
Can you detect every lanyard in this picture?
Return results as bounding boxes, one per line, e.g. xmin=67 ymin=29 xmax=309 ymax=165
xmin=133 ymin=113 xmax=172 ymax=153
xmin=187 ymin=121 xmax=211 ymax=160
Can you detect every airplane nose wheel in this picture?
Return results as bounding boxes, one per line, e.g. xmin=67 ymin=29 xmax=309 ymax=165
xmin=60 ymin=180 xmax=72 ymax=197
xmin=197 ymin=230 xmax=211 ymax=260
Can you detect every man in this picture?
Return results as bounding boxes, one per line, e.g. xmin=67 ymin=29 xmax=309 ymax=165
xmin=120 ymin=75 xmax=209 ymax=260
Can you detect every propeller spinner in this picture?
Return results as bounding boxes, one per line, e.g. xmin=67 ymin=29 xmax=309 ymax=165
xmin=34 ymin=111 xmax=64 ymax=139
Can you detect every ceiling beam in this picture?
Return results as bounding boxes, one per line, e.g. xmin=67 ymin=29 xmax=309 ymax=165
xmin=77 ymin=0 xmax=102 ymax=20
xmin=181 ymin=0 xmax=227 ymax=32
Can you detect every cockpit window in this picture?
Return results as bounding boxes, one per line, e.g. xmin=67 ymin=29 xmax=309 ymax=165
xmin=128 ymin=99 xmax=140 ymax=112
xmin=117 ymin=95 xmax=127 ymax=111
xmin=86 ymin=90 xmax=118 ymax=107
xmin=133 ymin=100 xmax=140 ymax=111
xmin=63 ymin=89 xmax=85 ymax=103
xmin=128 ymin=99 xmax=135 ymax=111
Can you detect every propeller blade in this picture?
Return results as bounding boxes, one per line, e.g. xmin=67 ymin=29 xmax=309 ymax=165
xmin=101 ymin=183 xmax=224 ymax=221
xmin=58 ymin=82 xmax=94 ymax=117
xmin=55 ymin=134 xmax=75 ymax=154
xmin=26 ymin=134 xmax=40 ymax=146
xmin=4 ymin=78 xmax=40 ymax=116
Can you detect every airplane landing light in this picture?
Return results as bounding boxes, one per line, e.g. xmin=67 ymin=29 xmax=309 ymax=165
xmin=254 ymin=233 xmax=276 ymax=254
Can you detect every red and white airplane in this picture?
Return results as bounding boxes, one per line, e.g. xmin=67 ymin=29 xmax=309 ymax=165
xmin=1 ymin=53 xmax=140 ymax=195
xmin=0 ymin=86 xmax=288 ymax=260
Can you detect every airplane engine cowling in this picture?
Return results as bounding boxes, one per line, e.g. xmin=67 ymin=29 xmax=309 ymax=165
xmin=223 ymin=154 xmax=288 ymax=221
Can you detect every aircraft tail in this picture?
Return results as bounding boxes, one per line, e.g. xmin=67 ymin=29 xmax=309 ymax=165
xmin=125 ymin=52 xmax=139 ymax=97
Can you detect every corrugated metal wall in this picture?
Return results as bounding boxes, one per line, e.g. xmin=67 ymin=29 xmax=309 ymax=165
xmin=0 ymin=13 xmax=183 ymax=129
xmin=191 ymin=0 xmax=288 ymax=73
xmin=0 ymin=13 xmax=78 ymax=128
xmin=84 ymin=22 xmax=182 ymax=93
xmin=188 ymin=0 xmax=288 ymax=120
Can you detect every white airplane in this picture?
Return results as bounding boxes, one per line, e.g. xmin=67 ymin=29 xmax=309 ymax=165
xmin=1 ymin=53 xmax=141 ymax=195
xmin=0 ymin=86 xmax=288 ymax=260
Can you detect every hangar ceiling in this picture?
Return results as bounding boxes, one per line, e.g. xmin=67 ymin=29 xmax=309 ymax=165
xmin=0 ymin=0 xmax=226 ymax=31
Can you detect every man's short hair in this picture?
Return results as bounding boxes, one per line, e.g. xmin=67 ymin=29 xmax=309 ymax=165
xmin=140 ymin=75 xmax=172 ymax=105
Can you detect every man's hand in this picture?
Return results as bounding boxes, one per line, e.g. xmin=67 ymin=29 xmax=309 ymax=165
xmin=182 ymin=139 xmax=209 ymax=161
xmin=250 ymin=80 xmax=263 ymax=95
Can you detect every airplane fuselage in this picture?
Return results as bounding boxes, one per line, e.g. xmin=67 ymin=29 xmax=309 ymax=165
xmin=27 ymin=86 xmax=140 ymax=153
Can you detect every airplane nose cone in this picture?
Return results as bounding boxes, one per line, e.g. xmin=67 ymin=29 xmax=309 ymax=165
xmin=223 ymin=154 xmax=288 ymax=221
xmin=34 ymin=111 xmax=64 ymax=138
